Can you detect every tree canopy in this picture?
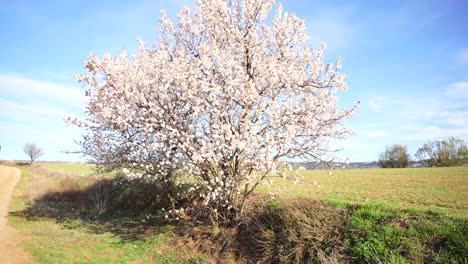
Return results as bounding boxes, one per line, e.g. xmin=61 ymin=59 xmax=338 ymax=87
xmin=23 ymin=143 xmax=44 ymax=164
xmin=378 ymin=144 xmax=411 ymax=168
xmin=416 ymin=137 xmax=468 ymax=167
xmin=70 ymin=0 xmax=357 ymax=224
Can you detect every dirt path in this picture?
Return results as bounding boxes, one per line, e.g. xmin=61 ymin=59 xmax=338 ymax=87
xmin=0 ymin=166 xmax=30 ymax=264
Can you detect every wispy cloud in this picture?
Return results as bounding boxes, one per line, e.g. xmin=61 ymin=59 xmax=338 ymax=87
xmin=304 ymin=4 xmax=360 ymax=53
xmin=0 ymin=119 xmax=85 ymax=161
xmin=300 ymin=0 xmax=447 ymax=61
xmin=361 ymin=130 xmax=390 ymax=138
xmin=397 ymin=125 xmax=468 ymax=141
xmin=0 ymin=74 xmax=84 ymax=108
xmin=0 ymin=74 xmax=85 ymax=126
xmin=439 ymin=110 xmax=468 ymax=127
xmin=368 ymin=96 xmax=384 ymax=112
xmin=446 ymin=81 xmax=468 ymax=98
xmin=345 ymin=79 xmax=468 ymax=161
xmin=0 ymin=74 xmax=86 ymax=160
xmin=0 ymin=97 xmax=75 ymax=124
xmin=366 ymin=87 xmax=468 ymax=141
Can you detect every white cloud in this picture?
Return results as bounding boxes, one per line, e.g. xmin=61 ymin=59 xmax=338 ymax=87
xmin=308 ymin=18 xmax=358 ymax=51
xmin=368 ymin=96 xmax=384 ymax=112
xmin=361 ymin=130 xmax=390 ymax=138
xmin=398 ymin=125 xmax=468 ymax=142
xmin=446 ymin=81 xmax=468 ymax=99
xmin=337 ymin=137 xmax=381 ymax=162
xmin=0 ymin=120 xmax=85 ymax=161
xmin=363 ymin=90 xmax=468 ymax=142
xmin=0 ymin=97 xmax=75 ymax=124
xmin=346 ymin=83 xmax=468 ymax=161
xmin=304 ymin=4 xmax=360 ymax=53
xmin=390 ymin=93 xmax=468 ymax=125
xmin=341 ymin=140 xmax=373 ymax=150
xmin=0 ymin=73 xmax=84 ymax=108
xmin=438 ymin=110 xmax=468 ymax=127
xmin=0 ymin=74 xmax=85 ymax=124
xmin=303 ymin=1 xmax=444 ymax=54
xmin=0 ymin=74 xmax=86 ymax=161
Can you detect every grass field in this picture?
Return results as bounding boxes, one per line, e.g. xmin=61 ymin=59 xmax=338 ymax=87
xmin=8 ymin=165 xmax=186 ymax=263
xmin=37 ymin=163 xmax=468 ymax=217
xmin=7 ymin=163 xmax=468 ymax=263
xmin=39 ymin=163 xmax=97 ymax=176
xmin=259 ymin=167 xmax=468 ymax=217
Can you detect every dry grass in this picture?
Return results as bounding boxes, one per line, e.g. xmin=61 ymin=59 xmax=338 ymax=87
xmin=23 ymin=175 xmax=58 ymax=201
xmin=236 ymin=198 xmax=346 ymax=263
xmin=16 ymin=166 xmax=96 ymax=218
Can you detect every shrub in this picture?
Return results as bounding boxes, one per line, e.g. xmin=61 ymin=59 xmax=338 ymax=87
xmin=416 ymin=137 xmax=468 ymax=167
xmin=378 ymin=144 xmax=411 ymax=168
xmin=241 ymin=199 xmax=346 ymax=263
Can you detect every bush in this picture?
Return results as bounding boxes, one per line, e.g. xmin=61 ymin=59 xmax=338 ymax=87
xmin=241 ymin=199 xmax=346 ymax=263
xmin=416 ymin=137 xmax=468 ymax=167
xmin=378 ymin=144 xmax=411 ymax=168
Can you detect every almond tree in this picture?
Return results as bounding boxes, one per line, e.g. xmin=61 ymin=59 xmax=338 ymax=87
xmin=71 ymin=0 xmax=358 ymax=224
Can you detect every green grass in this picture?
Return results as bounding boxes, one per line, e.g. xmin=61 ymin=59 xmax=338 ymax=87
xmin=39 ymin=163 xmax=97 ymax=176
xmin=261 ymin=167 xmax=468 ymax=218
xmin=8 ymin=166 xmax=182 ymax=264
xmin=9 ymin=164 xmax=468 ymax=263
xmin=250 ymin=199 xmax=467 ymax=263
xmin=344 ymin=202 xmax=467 ymax=263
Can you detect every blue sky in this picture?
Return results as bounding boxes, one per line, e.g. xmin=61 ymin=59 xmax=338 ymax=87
xmin=0 ymin=0 xmax=467 ymax=162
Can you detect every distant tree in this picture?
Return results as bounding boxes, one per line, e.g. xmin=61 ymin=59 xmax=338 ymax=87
xmin=23 ymin=143 xmax=44 ymax=164
xmin=378 ymin=144 xmax=411 ymax=168
xmin=416 ymin=137 xmax=468 ymax=167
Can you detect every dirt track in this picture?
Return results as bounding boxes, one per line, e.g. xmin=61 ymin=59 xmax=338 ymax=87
xmin=0 ymin=166 xmax=29 ymax=264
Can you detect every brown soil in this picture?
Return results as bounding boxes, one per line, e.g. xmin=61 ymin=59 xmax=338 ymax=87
xmin=0 ymin=166 xmax=30 ymax=264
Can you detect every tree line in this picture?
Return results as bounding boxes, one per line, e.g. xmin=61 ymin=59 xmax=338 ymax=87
xmin=378 ymin=136 xmax=468 ymax=168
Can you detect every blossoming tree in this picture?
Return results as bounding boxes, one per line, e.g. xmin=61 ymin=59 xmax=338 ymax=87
xmin=71 ymin=0 xmax=358 ymax=224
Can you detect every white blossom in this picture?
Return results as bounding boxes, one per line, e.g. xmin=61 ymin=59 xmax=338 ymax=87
xmin=71 ymin=0 xmax=358 ymax=222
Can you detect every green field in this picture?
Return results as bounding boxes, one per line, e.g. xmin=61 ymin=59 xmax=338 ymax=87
xmin=36 ymin=163 xmax=468 ymax=217
xmin=39 ymin=163 xmax=97 ymax=176
xmin=262 ymin=167 xmax=468 ymax=217
xmin=8 ymin=164 xmax=468 ymax=263
xmin=9 ymin=165 xmax=182 ymax=264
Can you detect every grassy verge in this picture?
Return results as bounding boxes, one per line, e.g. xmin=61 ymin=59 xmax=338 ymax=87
xmin=8 ymin=164 xmax=468 ymax=263
xmin=343 ymin=202 xmax=467 ymax=263
xmin=8 ymin=165 xmax=189 ymax=264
